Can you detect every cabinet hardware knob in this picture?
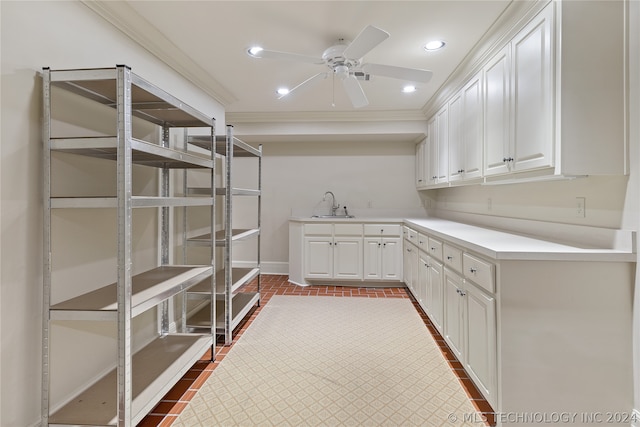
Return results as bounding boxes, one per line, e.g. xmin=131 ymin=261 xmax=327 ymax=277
xmin=430 ymin=247 xmax=435 ymax=251
xmin=447 ymin=255 xmax=453 ymax=260
xmin=470 ymin=267 xmax=477 ymax=273
xmin=460 ymin=291 xmax=466 ymax=297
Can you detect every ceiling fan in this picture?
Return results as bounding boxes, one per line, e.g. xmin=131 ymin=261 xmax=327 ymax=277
xmin=247 ymin=25 xmax=433 ymax=108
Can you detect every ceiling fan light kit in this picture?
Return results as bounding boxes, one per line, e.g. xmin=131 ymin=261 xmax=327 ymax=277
xmin=247 ymin=25 xmax=433 ymax=108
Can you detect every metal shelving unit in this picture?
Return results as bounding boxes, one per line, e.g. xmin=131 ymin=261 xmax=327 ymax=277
xmin=184 ymin=126 xmax=262 ymax=345
xmin=42 ymin=65 xmax=216 ymax=426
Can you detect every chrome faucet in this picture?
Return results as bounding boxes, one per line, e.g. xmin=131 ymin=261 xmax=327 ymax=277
xmin=323 ymin=191 xmax=340 ymax=216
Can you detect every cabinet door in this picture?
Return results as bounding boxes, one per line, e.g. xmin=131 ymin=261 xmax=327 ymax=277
xmin=381 ymin=238 xmax=402 ymax=280
xmin=465 ymin=283 xmax=497 ymax=406
xmin=415 ymin=139 xmax=426 ymax=188
xmin=484 ymin=46 xmax=511 ymax=176
xmin=428 ymin=260 xmax=444 ymax=334
xmin=403 ymin=243 xmax=414 ymax=289
xmin=511 ymin=4 xmax=554 ymax=172
xmin=444 ymin=269 xmax=465 ymax=361
xmin=364 ymin=238 xmax=382 ymax=280
xmin=427 ymin=118 xmax=439 ymax=185
xmin=304 ymin=237 xmax=333 ymax=278
xmin=333 ymin=237 xmax=362 ymax=279
xmin=436 ymin=106 xmax=449 ymax=184
xmin=448 ymin=91 xmax=464 ymax=182
xmin=417 ymin=253 xmax=430 ymax=310
xmin=462 ymin=72 xmax=483 ymax=179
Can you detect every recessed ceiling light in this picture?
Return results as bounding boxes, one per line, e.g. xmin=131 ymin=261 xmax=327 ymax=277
xmin=402 ymin=85 xmax=417 ymax=93
xmin=424 ymin=40 xmax=446 ymax=51
xmin=248 ymin=46 xmax=263 ymax=56
xmin=276 ymin=88 xmax=290 ymax=96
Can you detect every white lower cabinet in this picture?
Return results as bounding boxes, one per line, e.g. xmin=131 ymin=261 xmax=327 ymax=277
xmin=464 ymin=279 xmax=497 ymax=404
xmin=364 ymin=237 xmax=402 ymax=280
xmin=304 ymin=223 xmax=362 ymax=280
xmin=403 ymin=219 xmax=635 ymax=421
xmin=442 ymin=249 xmax=497 ymax=408
xmin=426 ymin=258 xmax=444 ymax=334
xmin=444 ymin=266 xmax=497 ymax=407
xmin=304 ymin=236 xmax=334 ymax=278
xmin=444 ymin=269 xmax=466 ymax=360
xmin=301 ymin=222 xmax=403 ymax=283
xmin=363 ymin=224 xmax=402 ymax=281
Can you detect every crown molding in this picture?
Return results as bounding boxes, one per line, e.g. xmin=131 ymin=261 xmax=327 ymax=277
xmin=226 ymin=109 xmax=428 ymax=124
xmin=81 ymin=0 xmax=237 ymax=106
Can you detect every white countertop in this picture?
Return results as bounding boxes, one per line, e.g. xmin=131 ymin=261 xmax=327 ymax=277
xmin=289 ymin=216 xmax=636 ymax=262
xmin=289 ymin=216 xmax=406 ymax=224
xmin=404 ymin=218 xmax=636 ymax=262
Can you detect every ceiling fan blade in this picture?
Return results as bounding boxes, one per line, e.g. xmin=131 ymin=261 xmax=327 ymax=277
xmin=250 ymin=48 xmax=324 ymax=64
xmin=343 ymin=25 xmax=390 ymax=60
xmin=278 ymin=72 xmax=328 ymax=99
xmin=342 ymin=75 xmax=369 ymax=108
xmin=361 ymin=63 xmax=433 ymax=83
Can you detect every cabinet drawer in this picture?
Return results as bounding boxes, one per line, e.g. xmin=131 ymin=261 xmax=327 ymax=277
xmin=334 ymin=223 xmax=363 ymax=236
xmin=428 ymin=237 xmax=443 ymax=261
xmin=364 ymin=224 xmax=401 ymax=236
xmin=304 ymin=223 xmax=333 ymax=235
xmin=406 ymin=228 xmax=418 ymax=244
xmin=463 ymin=253 xmax=495 ymax=293
xmin=443 ymin=243 xmax=463 ymax=273
xmin=417 ymin=233 xmax=429 ymax=252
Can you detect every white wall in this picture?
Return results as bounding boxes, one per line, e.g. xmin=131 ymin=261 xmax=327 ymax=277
xmin=231 ymin=139 xmax=424 ymax=273
xmin=0 ymin=1 xmax=224 ymax=426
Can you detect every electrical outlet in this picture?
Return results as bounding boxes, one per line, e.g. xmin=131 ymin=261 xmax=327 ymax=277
xmin=576 ymin=197 xmax=586 ymax=218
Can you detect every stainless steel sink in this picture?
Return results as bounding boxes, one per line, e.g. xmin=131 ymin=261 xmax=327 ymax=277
xmin=311 ymin=215 xmax=356 ymax=219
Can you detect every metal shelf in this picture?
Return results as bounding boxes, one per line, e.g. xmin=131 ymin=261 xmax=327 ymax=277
xmin=187 ymin=187 xmax=261 ymax=197
xmin=188 ymin=134 xmax=262 ymax=157
xmin=48 ymin=334 xmax=212 ymax=426
xmin=186 ymin=228 xmax=260 ymax=247
xmin=51 ymin=196 xmax=215 ymax=209
xmin=186 ymin=292 xmax=260 ymax=333
xmin=50 ymin=137 xmax=214 ymax=169
xmin=50 ymin=266 xmax=212 ymax=321
xmin=187 ymin=267 xmax=260 ymax=297
xmin=48 ymin=67 xmax=213 ymax=128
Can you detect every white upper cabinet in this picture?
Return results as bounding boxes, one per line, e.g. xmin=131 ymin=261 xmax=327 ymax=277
xmin=427 ymin=117 xmax=438 ymax=186
xmin=421 ymin=0 xmax=626 ymax=188
xmin=484 ymin=46 xmax=511 ymax=177
xmin=435 ymin=105 xmax=449 ymax=185
xmin=461 ymin=72 xmax=484 ymax=180
xmin=510 ymin=4 xmax=554 ymax=173
xmin=415 ymin=138 xmax=427 ymax=188
xmin=448 ymin=91 xmax=464 ymax=182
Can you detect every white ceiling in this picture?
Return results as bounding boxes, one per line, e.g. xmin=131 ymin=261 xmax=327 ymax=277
xmin=91 ymin=1 xmax=523 ymax=142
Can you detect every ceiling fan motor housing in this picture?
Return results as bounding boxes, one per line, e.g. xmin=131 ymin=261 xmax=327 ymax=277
xmin=322 ymin=43 xmax=360 ymax=72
